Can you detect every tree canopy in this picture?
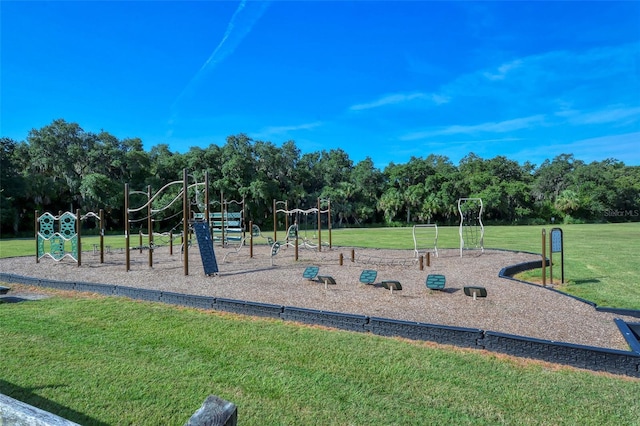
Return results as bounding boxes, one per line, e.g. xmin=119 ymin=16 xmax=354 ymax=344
xmin=1 ymin=119 xmax=638 ymax=235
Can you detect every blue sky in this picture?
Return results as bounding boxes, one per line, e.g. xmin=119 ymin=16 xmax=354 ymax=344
xmin=2 ymin=1 xmax=639 ymax=169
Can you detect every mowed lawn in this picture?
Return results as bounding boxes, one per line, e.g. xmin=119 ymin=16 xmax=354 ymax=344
xmin=1 ymin=291 xmax=639 ymax=425
xmin=0 ymin=223 xmax=639 ymax=425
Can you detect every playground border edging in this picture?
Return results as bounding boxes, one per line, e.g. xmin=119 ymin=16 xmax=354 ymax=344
xmin=1 ymin=271 xmax=639 ymax=378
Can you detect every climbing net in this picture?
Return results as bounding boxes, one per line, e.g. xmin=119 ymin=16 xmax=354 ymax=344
xmin=458 ymin=198 xmax=484 ymax=257
xmin=352 ymin=250 xmax=418 ymax=267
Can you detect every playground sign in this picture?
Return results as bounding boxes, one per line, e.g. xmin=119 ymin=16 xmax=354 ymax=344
xmin=549 ymin=227 xmax=564 ymax=284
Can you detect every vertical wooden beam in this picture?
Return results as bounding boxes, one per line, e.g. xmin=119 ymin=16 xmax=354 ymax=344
xmin=273 ymin=199 xmax=277 ymax=243
xmin=76 ymin=209 xmax=82 ymax=267
xmin=317 ymin=197 xmax=321 ymax=252
xmin=148 ymin=185 xmax=153 ymax=268
xmin=541 ymin=228 xmax=546 ymax=287
xmin=125 ymin=183 xmax=130 ymax=271
xmin=183 ymin=168 xmax=189 ymax=276
xmin=328 ymin=199 xmax=332 ymax=249
xmin=99 ymin=209 xmax=104 ymax=264
xmin=35 ymin=210 xmax=39 ymax=264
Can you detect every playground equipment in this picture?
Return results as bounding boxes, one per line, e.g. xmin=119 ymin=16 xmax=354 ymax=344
xmin=426 ymin=274 xmax=446 ymax=291
xmin=273 ymin=198 xmax=332 ymax=252
xmin=458 ymin=198 xmax=484 ymax=257
xmin=195 ymin=195 xmax=245 ymax=247
xmin=124 ymin=169 xmax=219 ymax=276
xmin=413 ymin=224 xmax=438 ymax=259
xmin=35 ymin=209 xmax=106 ymax=266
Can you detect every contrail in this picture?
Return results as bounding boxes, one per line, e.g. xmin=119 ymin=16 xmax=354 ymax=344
xmin=168 ymin=0 xmax=270 ymax=129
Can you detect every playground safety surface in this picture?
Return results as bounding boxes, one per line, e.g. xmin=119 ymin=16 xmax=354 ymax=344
xmin=0 ymin=245 xmax=636 ymax=352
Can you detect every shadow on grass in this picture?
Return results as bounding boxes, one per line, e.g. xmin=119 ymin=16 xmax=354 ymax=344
xmin=569 ymin=277 xmax=605 ymax=285
xmin=0 ymin=380 xmax=109 ymax=426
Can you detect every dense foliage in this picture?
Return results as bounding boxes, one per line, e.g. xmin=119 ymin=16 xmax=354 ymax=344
xmin=2 ymin=119 xmax=639 ymax=235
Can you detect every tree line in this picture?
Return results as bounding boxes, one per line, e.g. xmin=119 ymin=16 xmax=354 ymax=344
xmin=2 ymin=119 xmax=639 ymax=236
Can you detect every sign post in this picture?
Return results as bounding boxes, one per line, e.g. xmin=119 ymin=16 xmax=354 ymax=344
xmin=549 ymin=227 xmax=564 ymax=284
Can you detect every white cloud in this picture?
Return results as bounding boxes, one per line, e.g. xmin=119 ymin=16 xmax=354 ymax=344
xmin=349 ymin=92 xmax=449 ymax=111
xmin=483 ymin=59 xmax=523 ymax=81
xmin=250 ymin=121 xmax=323 ymax=140
xmin=559 ymin=106 xmax=640 ymax=126
xmin=400 ymin=114 xmax=546 ymax=141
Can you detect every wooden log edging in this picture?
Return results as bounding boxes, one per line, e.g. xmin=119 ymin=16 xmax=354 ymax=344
xmin=0 ymin=392 xmax=81 ymax=426
xmin=1 ymin=271 xmax=639 ymax=378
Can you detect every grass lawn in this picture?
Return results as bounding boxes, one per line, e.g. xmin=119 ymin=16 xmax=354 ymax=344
xmin=1 ymin=291 xmax=638 ymax=425
xmin=1 ymin=224 xmax=638 ymax=424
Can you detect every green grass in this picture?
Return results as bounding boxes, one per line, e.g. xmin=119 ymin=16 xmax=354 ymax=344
xmin=1 ymin=294 xmax=638 ymax=425
xmin=2 ymin=223 xmax=639 ymax=308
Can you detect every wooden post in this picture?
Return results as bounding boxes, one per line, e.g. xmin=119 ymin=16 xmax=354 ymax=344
xmin=35 ymin=210 xmax=39 ymax=264
xmin=339 ymin=253 xmax=344 ymax=266
xmin=170 ymin=231 xmax=173 ymax=255
xmin=273 ymin=199 xmax=277 ymax=243
xmin=205 ymin=171 xmax=210 ymax=229
xmin=328 ymin=199 xmax=332 ymax=249
xmin=125 ymin=183 xmax=130 ymax=271
xmin=99 ymin=209 xmax=104 ymax=264
xmin=139 ymin=230 xmax=143 ymax=254
xmin=549 ymin=233 xmax=554 ymax=285
xmin=76 ymin=209 xmax=81 ymax=267
xmin=148 ymin=185 xmax=153 ymax=268
xmin=183 ymin=168 xmax=189 ymax=276
xmin=249 ymin=220 xmax=254 ymax=258
xmin=295 ymin=235 xmax=299 ymax=261
xmin=543 ymin=230 xmax=548 ymax=286
xmin=426 ymin=252 xmax=431 ymax=267
xmin=220 ymin=191 xmax=225 ymax=247
xmin=351 ymin=249 xmax=355 ymax=262
xmin=419 ymin=255 xmax=424 ymax=271
xmin=284 ymin=200 xmax=289 ymax=245
xmin=317 ymin=197 xmax=321 ymax=252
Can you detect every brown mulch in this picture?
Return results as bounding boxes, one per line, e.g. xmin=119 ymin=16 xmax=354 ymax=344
xmin=0 ymin=244 xmax=635 ymax=351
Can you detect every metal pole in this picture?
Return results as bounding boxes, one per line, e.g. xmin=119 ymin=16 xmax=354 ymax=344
xmin=542 ymin=229 xmax=546 ymax=287
xmin=148 ymin=185 xmax=153 ymax=268
xmin=220 ymin=191 xmax=225 ymax=247
xmin=99 ymin=209 xmax=104 ymax=264
xmin=328 ymin=199 xmax=332 ymax=249
xmin=273 ymin=199 xmax=277 ymax=243
xmin=549 ymin=231 xmax=554 ymax=285
xmin=249 ymin=220 xmax=254 ymax=258
xmin=125 ymin=183 xmax=130 ymax=271
xmin=317 ymin=197 xmax=321 ymax=252
xmin=183 ymin=168 xmax=189 ymax=275
xmin=35 ymin=210 xmax=39 ymax=264
xmin=76 ymin=209 xmax=81 ymax=267
xmin=205 ymin=171 xmax=210 ymax=229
